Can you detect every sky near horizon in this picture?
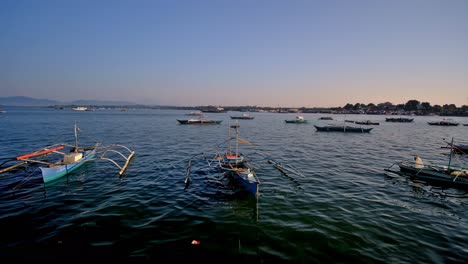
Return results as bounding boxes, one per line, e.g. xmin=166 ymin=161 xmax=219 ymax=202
xmin=1 ymin=0 xmax=467 ymax=107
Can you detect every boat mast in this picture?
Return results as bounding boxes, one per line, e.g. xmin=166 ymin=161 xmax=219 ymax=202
xmin=74 ymin=121 xmax=79 ymax=153
xmin=235 ymin=124 xmax=239 ymax=157
xmin=228 ymin=124 xmax=232 ymax=155
xmin=448 ymin=137 xmax=454 ymax=171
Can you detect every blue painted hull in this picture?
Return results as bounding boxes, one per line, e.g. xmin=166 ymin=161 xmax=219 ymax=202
xmin=232 ymin=171 xmax=259 ymax=197
xmin=40 ymin=149 xmax=96 ymax=183
xmin=222 ymin=154 xmax=260 ymax=197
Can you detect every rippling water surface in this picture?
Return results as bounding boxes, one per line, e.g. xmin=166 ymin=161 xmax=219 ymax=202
xmin=1 ymin=107 xmax=468 ymax=263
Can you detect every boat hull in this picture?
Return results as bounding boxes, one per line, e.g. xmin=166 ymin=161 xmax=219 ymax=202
xmin=428 ymin=122 xmax=459 ymax=126
xmin=314 ymin=125 xmax=372 ymax=133
xmin=232 ymin=172 xmax=259 ymax=196
xmin=355 ymin=121 xmax=379 ymax=125
xmin=177 ymin=119 xmax=222 ymax=125
xmin=221 ymin=155 xmax=260 ymax=196
xmin=385 ymin=161 xmax=468 ymax=189
xmin=285 ymin=120 xmax=307 ymax=124
xmin=40 ymin=149 xmax=96 ymax=183
xmin=385 ymin=118 xmax=413 ymax=122
xmin=230 ymin=116 xmax=255 ymax=120
xmin=397 ymin=163 xmax=468 ymax=189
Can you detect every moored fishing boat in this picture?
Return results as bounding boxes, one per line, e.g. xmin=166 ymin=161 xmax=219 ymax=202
xmin=441 ymin=139 xmax=468 ymax=154
xmin=285 ymin=116 xmax=308 ymax=124
xmin=185 ymin=111 xmax=205 ymax=116
xmin=40 ymin=146 xmax=98 ymax=183
xmin=218 ymin=125 xmax=259 ymax=196
xmin=184 ymin=124 xmax=303 ymax=197
xmin=314 ymin=125 xmax=373 ymax=133
xmin=230 ymin=113 xmax=255 ymax=120
xmin=428 ymin=120 xmax=459 ymax=126
xmin=385 ymin=157 xmax=468 ymax=189
xmin=385 ymin=117 xmax=413 ymax=122
xmin=16 ymin=122 xmax=100 ymax=183
xmin=0 ymin=122 xmax=135 ymax=184
xmin=385 ymin=138 xmax=468 ymax=190
xmin=355 ymin=120 xmax=380 ymax=125
xmin=177 ymin=118 xmax=222 ymax=125
xmin=71 ymin=106 xmax=88 ymax=111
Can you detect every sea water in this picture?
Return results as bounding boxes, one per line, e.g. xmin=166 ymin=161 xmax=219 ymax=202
xmin=0 ymin=107 xmax=467 ymax=263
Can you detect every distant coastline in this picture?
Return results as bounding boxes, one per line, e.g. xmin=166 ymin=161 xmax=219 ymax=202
xmin=48 ymin=99 xmax=467 ymax=117
xmin=1 ymin=97 xmax=467 ymax=116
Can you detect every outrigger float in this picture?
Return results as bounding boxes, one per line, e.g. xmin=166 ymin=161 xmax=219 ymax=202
xmin=0 ymin=122 xmax=135 ymax=184
xmin=184 ymin=123 xmax=303 ymax=197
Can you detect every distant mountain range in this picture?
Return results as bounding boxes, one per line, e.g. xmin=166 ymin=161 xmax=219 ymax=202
xmin=0 ymin=96 xmax=136 ymax=106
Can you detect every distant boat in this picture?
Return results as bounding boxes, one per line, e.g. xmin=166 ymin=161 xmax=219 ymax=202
xmin=177 ymin=118 xmax=222 ymax=125
xmin=72 ymin=107 xmax=88 ymax=111
xmin=201 ymin=107 xmax=227 ymax=113
xmin=355 ymin=120 xmax=380 ymax=125
xmin=314 ymin=125 xmax=373 ymax=133
xmin=385 ymin=117 xmax=413 ymax=122
xmin=230 ymin=113 xmax=255 ymax=120
xmin=186 ymin=111 xmax=205 ymax=116
xmin=428 ymin=120 xmax=459 ymax=126
xmin=319 ymin=117 xmax=333 ymax=120
xmin=345 ymin=120 xmax=355 ymax=123
xmin=285 ymin=116 xmax=308 ymax=124
xmin=0 ymin=109 xmax=6 ymax=113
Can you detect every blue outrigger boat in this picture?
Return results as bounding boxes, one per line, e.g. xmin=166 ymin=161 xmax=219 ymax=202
xmin=184 ymin=124 xmax=303 ymax=197
xmin=218 ymin=125 xmax=260 ymax=196
xmin=184 ymin=124 xmax=259 ymax=196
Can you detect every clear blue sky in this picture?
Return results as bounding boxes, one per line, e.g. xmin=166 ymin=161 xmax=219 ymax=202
xmin=1 ymin=0 xmax=467 ymax=107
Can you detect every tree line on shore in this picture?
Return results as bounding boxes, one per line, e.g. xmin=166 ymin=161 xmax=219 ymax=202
xmin=195 ymin=100 xmax=468 ymax=116
xmin=51 ymin=99 xmax=468 ymax=116
xmin=338 ymin=100 xmax=468 ymax=116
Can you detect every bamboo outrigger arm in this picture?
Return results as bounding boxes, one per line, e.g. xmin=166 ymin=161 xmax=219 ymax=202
xmin=0 ymin=149 xmax=62 ymax=175
xmin=0 ymin=161 xmax=28 ymax=174
xmin=99 ymin=144 xmax=135 ymax=176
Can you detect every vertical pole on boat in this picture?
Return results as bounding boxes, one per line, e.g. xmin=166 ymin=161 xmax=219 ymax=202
xmin=74 ymin=121 xmax=79 ymax=153
xmin=228 ymin=123 xmax=232 ymax=155
xmin=448 ymin=137 xmax=454 ymax=171
xmin=235 ymin=122 xmax=239 ymax=158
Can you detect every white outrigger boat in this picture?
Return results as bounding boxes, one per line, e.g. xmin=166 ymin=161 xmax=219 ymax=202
xmin=0 ymin=122 xmax=135 ymax=184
